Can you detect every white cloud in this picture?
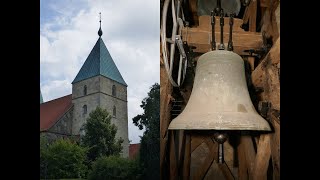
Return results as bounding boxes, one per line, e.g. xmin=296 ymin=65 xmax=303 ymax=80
xmin=41 ymin=79 xmax=72 ymax=102
xmin=40 ymin=0 xmax=159 ymax=144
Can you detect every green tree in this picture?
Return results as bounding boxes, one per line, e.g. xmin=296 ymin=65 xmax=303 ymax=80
xmin=45 ymin=138 xmax=88 ymax=179
xmin=81 ymin=106 xmax=124 ymax=163
xmin=40 ymin=134 xmax=49 ymax=179
xmin=88 ymin=155 xmax=141 ymax=180
xmin=132 ymin=83 xmax=160 ymax=179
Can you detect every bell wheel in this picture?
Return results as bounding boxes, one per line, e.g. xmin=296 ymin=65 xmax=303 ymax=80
xmin=161 ymin=0 xmax=188 ymax=87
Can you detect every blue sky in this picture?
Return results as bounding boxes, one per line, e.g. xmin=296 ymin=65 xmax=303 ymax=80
xmin=40 ymin=0 xmax=160 ymax=144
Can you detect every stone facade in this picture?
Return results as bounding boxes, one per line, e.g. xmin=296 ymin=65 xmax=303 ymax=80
xmin=72 ymin=75 xmax=101 ymax=134
xmin=72 ymin=75 xmax=129 ymax=157
xmin=42 ymin=106 xmax=74 ymax=142
xmin=99 ymin=76 xmax=128 ymax=157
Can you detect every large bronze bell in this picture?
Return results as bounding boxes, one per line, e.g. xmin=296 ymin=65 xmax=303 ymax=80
xmin=168 ymin=50 xmax=271 ymax=131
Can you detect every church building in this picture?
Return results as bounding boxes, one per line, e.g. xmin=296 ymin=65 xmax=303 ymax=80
xmin=40 ymin=21 xmax=129 ymax=157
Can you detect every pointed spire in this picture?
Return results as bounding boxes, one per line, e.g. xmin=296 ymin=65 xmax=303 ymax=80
xmin=98 ymin=12 xmax=103 ymax=37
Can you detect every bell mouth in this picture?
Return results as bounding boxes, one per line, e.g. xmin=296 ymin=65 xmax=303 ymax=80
xmin=168 ymin=112 xmax=271 ymax=131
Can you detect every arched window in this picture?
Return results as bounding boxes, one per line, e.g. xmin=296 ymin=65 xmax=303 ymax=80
xmin=84 ymin=85 xmax=87 ymax=95
xmin=83 ymin=105 xmax=87 ymax=115
xmin=112 ymin=85 xmax=116 ymax=96
xmin=113 ymin=106 xmax=116 ymax=117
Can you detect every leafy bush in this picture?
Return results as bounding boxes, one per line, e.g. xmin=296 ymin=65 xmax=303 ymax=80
xmin=40 ymin=134 xmax=49 ymax=178
xmin=42 ymin=138 xmax=88 ymax=179
xmin=88 ymin=156 xmax=142 ymax=180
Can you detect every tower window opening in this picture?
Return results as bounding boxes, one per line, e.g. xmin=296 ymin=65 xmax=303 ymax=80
xmin=84 ymin=85 xmax=87 ymax=95
xmin=113 ymin=106 xmax=116 ymax=117
xmin=83 ymin=105 xmax=87 ymax=115
xmin=112 ymin=85 xmax=116 ymax=96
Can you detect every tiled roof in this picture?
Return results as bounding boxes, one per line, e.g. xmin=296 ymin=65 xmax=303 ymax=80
xmin=129 ymin=143 xmax=140 ymax=159
xmin=72 ymin=37 xmax=127 ymax=86
xmin=40 ymin=94 xmax=73 ymax=131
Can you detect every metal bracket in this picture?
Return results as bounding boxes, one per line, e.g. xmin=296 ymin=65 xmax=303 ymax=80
xmin=211 ymin=10 xmax=216 ymax=50
xmin=258 ymin=101 xmax=272 ymax=118
xmin=218 ymin=9 xmax=225 ymax=50
xmin=243 ymin=47 xmax=268 ymax=59
xmin=255 ymin=87 xmax=264 ymax=94
xmin=241 ymin=0 xmax=251 ymax=6
xmin=175 ymin=35 xmax=187 ymax=59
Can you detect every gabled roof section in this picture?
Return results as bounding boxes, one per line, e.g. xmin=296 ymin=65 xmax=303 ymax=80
xmin=40 ymin=94 xmax=73 ymax=131
xmin=72 ymin=37 xmax=127 ymax=86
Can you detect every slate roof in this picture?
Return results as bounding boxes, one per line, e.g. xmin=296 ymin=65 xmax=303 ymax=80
xmin=72 ymin=37 xmax=127 ymax=86
xmin=40 ymin=94 xmax=73 ymax=131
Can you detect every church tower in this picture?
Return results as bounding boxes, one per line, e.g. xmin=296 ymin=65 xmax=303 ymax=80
xmin=71 ymin=15 xmax=129 ymax=157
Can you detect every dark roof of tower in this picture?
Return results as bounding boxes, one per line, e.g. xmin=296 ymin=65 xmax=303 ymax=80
xmin=40 ymin=94 xmax=73 ymax=131
xmin=72 ymin=37 xmax=127 ymax=86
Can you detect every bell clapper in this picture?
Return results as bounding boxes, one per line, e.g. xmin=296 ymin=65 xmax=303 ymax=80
xmin=213 ymin=132 xmax=228 ymax=164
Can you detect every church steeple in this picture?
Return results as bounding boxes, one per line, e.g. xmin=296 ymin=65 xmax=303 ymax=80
xmin=98 ymin=12 xmax=103 ymax=37
xmin=72 ymin=13 xmax=127 ymax=86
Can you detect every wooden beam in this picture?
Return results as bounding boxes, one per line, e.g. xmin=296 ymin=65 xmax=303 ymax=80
xmin=266 ymin=63 xmax=280 ymax=109
xmin=182 ymin=15 xmax=263 ymax=55
xmin=242 ymin=6 xmax=250 ymax=24
xmin=218 ymin=162 xmax=236 ymax=180
xmin=247 ymin=57 xmax=255 ymax=71
xmin=189 ymin=0 xmax=199 ymax=25
xmin=191 ymin=134 xmax=206 ymax=152
xmin=183 ymin=133 xmax=191 ymax=180
xmin=260 ymin=0 xmax=270 ymax=8
xmin=178 ymin=130 xmax=186 ymax=176
xmin=238 ymin=138 xmax=248 ymax=180
xmin=160 ymin=48 xmax=173 ymax=179
xmin=249 ymin=0 xmax=258 ymax=32
xmin=160 ymin=135 xmax=168 ymax=180
xmin=192 ymin=137 xmax=216 ymax=180
xmin=275 ymin=3 xmax=280 ymax=34
xmin=251 ymin=37 xmax=280 ymax=109
xmin=251 ymin=37 xmax=280 ymax=87
xmin=182 ymin=28 xmax=263 ymax=55
xmin=169 ymin=131 xmax=178 ymax=180
xmin=252 ymin=134 xmax=272 ymax=180
xmin=198 ymin=16 xmax=244 ymax=33
xmin=270 ymin=115 xmax=280 ymax=180
xmin=269 ymin=38 xmax=280 ymax=64
xmin=242 ymin=136 xmax=256 ymax=179
xmin=260 ymin=1 xmax=280 ymax=44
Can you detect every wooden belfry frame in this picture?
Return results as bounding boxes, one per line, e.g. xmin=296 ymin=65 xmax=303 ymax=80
xmin=160 ymin=0 xmax=280 ymax=179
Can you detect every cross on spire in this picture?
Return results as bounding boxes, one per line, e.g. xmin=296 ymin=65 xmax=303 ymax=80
xmin=98 ymin=12 xmax=103 ymax=37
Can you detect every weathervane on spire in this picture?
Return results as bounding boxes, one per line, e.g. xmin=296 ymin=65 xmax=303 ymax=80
xmin=98 ymin=12 xmax=103 ymax=37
